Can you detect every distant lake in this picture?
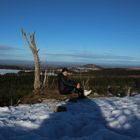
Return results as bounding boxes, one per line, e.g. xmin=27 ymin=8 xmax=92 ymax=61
xmin=0 ymin=69 xmax=20 ymax=75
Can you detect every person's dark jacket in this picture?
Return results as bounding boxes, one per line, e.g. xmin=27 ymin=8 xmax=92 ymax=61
xmin=58 ymin=73 xmax=76 ymax=94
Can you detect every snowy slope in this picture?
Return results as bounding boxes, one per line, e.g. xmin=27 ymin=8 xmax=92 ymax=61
xmin=0 ymin=95 xmax=140 ymax=140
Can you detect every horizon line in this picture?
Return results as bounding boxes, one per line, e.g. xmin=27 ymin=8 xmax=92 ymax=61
xmin=0 ymin=59 xmax=140 ymax=68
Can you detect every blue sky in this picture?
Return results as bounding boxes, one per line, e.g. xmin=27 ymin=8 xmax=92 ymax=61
xmin=0 ymin=0 xmax=140 ymax=66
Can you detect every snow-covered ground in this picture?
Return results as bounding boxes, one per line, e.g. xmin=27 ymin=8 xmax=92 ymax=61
xmin=0 ymin=95 xmax=140 ymax=140
xmin=0 ymin=69 xmax=19 ymax=75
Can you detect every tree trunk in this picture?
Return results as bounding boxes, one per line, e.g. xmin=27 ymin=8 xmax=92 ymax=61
xmin=32 ymin=49 xmax=41 ymax=91
xmin=21 ymin=28 xmax=41 ymax=92
xmin=127 ymin=87 xmax=132 ymax=96
xmin=42 ymin=69 xmax=48 ymax=89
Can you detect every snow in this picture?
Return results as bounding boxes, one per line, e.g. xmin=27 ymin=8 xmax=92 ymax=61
xmin=0 ymin=69 xmax=19 ymax=75
xmin=0 ymin=95 xmax=140 ymax=140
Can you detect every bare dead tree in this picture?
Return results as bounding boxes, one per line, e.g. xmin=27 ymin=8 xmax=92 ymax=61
xmin=126 ymin=86 xmax=132 ymax=96
xmin=42 ymin=69 xmax=49 ymax=89
xmin=81 ymin=78 xmax=90 ymax=90
xmin=21 ymin=28 xmax=41 ymax=92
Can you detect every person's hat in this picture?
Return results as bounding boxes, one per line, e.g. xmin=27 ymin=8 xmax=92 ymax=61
xmin=62 ymin=68 xmax=69 ymax=72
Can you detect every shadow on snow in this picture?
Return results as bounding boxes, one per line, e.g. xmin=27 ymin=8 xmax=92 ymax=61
xmin=0 ymin=96 xmax=140 ymax=140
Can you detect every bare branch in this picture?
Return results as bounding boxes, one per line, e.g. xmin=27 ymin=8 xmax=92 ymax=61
xmin=21 ymin=28 xmax=32 ymax=49
xmin=30 ymin=33 xmax=37 ymax=51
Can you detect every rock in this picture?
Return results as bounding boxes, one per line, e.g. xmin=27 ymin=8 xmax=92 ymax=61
xmin=49 ymin=105 xmax=67 ymax=112
xmin=93 ymin=92 xmax=99 ymax=96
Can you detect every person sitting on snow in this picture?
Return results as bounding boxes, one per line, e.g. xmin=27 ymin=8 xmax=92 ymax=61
xmin=58 ymin=68 xmax=92 ymax=98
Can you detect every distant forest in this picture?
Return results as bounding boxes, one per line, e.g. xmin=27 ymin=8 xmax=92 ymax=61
xmin=0 ymin=65 xmax=33 ymax=70
xmin=0 ymin=68 xmax=140 ymax=106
